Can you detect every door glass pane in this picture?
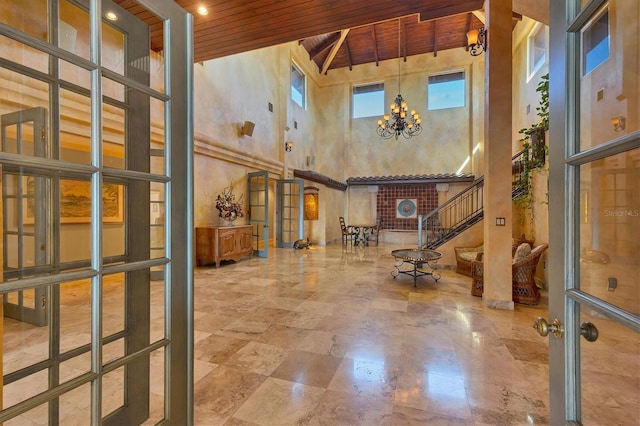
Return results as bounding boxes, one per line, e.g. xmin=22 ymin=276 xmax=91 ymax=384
xmin=150 ymin=268 xmax=166 ymax=344
xmin=148 ymin=348 xmax=166 ymax=423
xmin=102 ymin=366 xmax=125 ymax=417
xmin=0 ymin=34 xmax=49 ymax=74
xmin=579 ymin=308 xmax=640 ymax=425
xmin=0 ymin=0 xmax=48 ymax=42
xmin=60 ymin=279 xmax=92 ymax=353
xmin=150 ymin=183 xmax=165 ymax=260
xmin=59 ymin=0 xmax=90 ymax=60
xmin=579 ymin=147 xmax=640 ymax=314
xmin=60 ymin=87 xmax=92 ymax=164
xmin=0 ymin=72 xmax=49 ymax=158
xmin=103 ymin=272 xmax=125 ymax=339
xmin=579 ymin=3 xmax=639 ymax=150
xmin=102 ymin=182 xmax=125 ymax=258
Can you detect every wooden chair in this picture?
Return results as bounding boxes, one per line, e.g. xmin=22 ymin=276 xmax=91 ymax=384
xmin=339 ymin=216 xmax=357 ymax=246
xmin=366 ymin=217 xmax=382 ymax=246
xmin=471 ymin=243 xmax=548 ymax=305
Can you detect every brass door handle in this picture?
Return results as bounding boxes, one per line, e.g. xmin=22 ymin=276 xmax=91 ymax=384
xmin=533 ymin=317 xmax=564 ymax=339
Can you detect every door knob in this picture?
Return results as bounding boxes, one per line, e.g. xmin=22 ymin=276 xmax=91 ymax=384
xmin=533 ymin=317 xmax=564 ymax=339
xmin=580 ymin=322 xmax=599 ymax=342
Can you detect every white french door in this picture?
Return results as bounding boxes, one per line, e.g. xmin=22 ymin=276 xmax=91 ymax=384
xmin=0 ymin=0 xmax=193 ymax=423
xmin=546 ymin=0 xmax=639 ymax=424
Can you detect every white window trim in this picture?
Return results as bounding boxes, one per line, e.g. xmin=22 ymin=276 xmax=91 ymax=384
xmin=527 ymin=22 xmax=548 ymax=82
xmin=291 ymin=60 xmax=306 ymax=109
xmin=427 ymin=70 xmax=466 ymax=111
xmin=352 ymin=81 xmax=385 ymax=119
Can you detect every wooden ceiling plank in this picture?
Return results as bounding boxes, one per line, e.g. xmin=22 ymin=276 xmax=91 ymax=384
xmin=419 ymin=1 xmax=484 ymax=21
xmin=189 ymin=1 xmax=458 ymax=51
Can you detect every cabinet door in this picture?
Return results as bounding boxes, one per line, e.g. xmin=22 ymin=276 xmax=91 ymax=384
xmin=238 ymin=228 xmax=252 ymax=253
xmin=219 ymin=230 xmax=237 ymax=256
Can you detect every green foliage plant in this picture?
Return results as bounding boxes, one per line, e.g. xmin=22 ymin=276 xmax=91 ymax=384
xmin=515 ymin=73 xmax=549 ymax=227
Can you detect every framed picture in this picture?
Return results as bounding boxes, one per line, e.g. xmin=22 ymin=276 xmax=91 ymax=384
xmin=396 ymin=198 xmax=417 ymax=218
xmin=26 ymin=178 xmax=124 ymax=224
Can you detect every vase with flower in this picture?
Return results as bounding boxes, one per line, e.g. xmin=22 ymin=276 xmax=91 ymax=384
xmin=215 ymin=185 xmax=244 ymax=226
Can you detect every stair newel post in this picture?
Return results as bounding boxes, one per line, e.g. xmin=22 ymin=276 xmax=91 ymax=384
xmin=417 ymin=215 xmax=423 ymax=248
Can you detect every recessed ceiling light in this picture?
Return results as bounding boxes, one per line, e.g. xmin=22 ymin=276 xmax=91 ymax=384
xmin=197 ymin=6 xmax=208 ymax=16
xmin=105 ymin=11 xmax=118 ymax=21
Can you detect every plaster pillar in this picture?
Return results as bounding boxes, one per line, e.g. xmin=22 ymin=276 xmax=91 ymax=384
xmin=368 ymin=185 xmax=378 ymax=222
xmin=482 ymin=0 xmax=514 ymax=309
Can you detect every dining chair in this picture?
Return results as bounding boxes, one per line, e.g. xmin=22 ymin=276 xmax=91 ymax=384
xmin=339 ymin=216 xmax=356 ymax=246
xmin=366 ymin=217 xmax=382 ymax=246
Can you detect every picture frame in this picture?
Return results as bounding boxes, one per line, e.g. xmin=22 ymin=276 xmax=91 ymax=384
xmin=25 ymin=178 xmax=124 ymax=224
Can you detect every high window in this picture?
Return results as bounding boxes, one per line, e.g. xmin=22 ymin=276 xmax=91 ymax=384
xmin=352 ymin=82 xmax=384 ymax=118
xmin=428 ymin=71 xmax=465 ymax=110
xmin=291 ymin=61 xmax=306 ymax=108
xmin=582 ymin=8 xmax=609 ymax=75
xmin=528 ymin=23 xmax=548 ymax=79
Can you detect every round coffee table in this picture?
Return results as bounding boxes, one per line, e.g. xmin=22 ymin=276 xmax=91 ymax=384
xmin=391 ymin=249 xmax=442 ymax=287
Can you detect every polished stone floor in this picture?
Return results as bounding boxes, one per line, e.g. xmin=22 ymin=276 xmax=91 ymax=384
xmin=4 ymin=242 xmax=638 ymax=425
xmin=192 ymin=243 xmax=552 ymax=425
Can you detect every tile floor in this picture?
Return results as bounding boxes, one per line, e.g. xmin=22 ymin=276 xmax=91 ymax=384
xmin=192 ymin=243 xmax=552 ymax=425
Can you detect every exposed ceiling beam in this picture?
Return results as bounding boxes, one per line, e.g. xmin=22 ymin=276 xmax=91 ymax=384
xmin=433 ymin=20 xmax=438 ymax=57
xmin=344 ymin=38 xmax=354 ymax=71
xmin=370 ymin=24 xmax=380 ymax=66
xmin=321 ymin=29 xmax=350 ymax=75
xmin=307 ymin=32 xmax=341 ymax=60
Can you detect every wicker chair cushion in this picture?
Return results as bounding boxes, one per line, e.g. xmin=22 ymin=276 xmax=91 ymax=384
xmin=513 ymin=243 xmax=532 ymax=263
xmin=459 ymin=251 xmax=482 ymax=262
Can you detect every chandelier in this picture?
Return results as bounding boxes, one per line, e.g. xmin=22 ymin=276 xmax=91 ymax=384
xmin=377 ymin=19 xmax=422 ymax=140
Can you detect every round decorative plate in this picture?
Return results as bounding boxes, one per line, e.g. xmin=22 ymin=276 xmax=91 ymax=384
xmin=396 ymin=199 xmax=417 ymax=218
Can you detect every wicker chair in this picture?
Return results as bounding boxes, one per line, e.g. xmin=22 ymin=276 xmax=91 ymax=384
xmin=471 ymin=243 xmax=548 ymax=305
xmin=455 ymin=235 xmax=534 ymax=277
xmin=454 ymin=244 xmax=484 ymax=277
xmin=339 ymin=216 xmax=357 ymax=246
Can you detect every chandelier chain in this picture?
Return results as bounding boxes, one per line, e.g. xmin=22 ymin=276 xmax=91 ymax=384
xmin=376 ymin=18 xmax=423 ymax=140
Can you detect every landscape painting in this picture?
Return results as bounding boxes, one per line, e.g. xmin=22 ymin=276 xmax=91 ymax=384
xmin=60 ymin=180 xmax=123 ymax=223
xmin=26 ymin=178 xmax=123 ymax=224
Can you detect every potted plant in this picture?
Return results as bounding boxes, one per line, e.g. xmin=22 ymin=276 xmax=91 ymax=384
xmin=515 ymin=73 xmax=549 ymax=227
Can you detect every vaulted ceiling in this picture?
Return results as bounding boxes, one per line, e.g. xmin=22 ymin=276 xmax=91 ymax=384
xmin=114 ymin=0 xmax=546 ymax=73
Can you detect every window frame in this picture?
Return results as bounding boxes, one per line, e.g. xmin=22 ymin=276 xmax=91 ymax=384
xmin=427 ymin=70 xmax=466 ymax=111
xmin=581 ymin=5 xmax=610 ymax=76
xmin=291 ymin=60 xmax=306 ymax=109
xmin=352 ymin=82 xmax=385 ymax=119
xmin=527 ymin=22 xmax=548 ymax=81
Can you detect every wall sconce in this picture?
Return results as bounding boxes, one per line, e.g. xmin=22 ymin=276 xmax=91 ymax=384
xmin=467 ymin=27 xmax=487 ymax=56
xmin=285 ymin=141 xmax=293 ymax=152
xmin=611 ymin=116 xmax=625 ymax=132
xmin=240 ymin=120 xmax=255 ymax=137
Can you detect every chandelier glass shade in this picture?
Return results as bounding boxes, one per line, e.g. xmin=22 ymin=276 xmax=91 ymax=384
xmin=376 ymin=19 xmax=422 ymax=140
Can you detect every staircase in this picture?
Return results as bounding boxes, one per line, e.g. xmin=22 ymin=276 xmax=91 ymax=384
xmin=419 ymin=150 xmax=528 ymax=249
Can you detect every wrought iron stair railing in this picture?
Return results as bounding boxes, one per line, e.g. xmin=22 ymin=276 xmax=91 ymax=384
xmin=419 ymin=150 xmax=528 ymax=249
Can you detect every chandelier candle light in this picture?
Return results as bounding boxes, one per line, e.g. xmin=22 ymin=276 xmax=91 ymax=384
xmin=377 ymin=18 xmax=422 ymax=140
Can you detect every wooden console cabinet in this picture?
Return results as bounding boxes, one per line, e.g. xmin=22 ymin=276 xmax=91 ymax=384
xmin=195 ymin=225 xmax=253 ymax=267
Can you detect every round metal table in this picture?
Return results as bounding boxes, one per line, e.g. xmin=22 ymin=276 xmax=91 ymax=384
xmin=390 ymin=249 xmax=442 ymax=287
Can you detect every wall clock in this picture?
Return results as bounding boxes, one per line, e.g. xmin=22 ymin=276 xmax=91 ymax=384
xmin=396 ymin=198 xmax=417 ymax=218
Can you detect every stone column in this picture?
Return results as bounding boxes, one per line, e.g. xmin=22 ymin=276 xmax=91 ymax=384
xmin=482 ymin=0 xmax=514 ymax=309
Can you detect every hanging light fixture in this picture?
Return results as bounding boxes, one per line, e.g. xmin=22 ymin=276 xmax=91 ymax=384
xmin=377 ymin=19 xmax=422 ymax=140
